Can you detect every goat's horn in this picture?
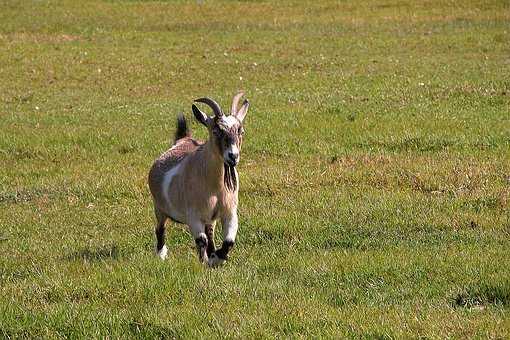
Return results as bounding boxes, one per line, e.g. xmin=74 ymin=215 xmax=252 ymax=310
xmin=194 ymin=97 xmax=223 ymax=118
xmin=231 ymin=91 xmax=245 ymax=115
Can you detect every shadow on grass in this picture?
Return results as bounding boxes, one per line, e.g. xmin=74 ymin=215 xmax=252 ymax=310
xmin=65 ymin=245 xmax=122 ymax=262
xmin=453 ymin=281 xmax=510 ymax=308
xmin=128 ymin=320 xmax=181 ymax=338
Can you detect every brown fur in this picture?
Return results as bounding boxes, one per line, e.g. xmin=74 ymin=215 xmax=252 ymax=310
xmin=148 ymin=136 xmax=238 ymax=227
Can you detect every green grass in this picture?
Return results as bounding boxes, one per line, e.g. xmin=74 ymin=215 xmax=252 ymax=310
xmin=1 ymin=0 xmax=509 ymax=338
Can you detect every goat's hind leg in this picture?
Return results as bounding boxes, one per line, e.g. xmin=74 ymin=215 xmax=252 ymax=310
xmin=154 ymin=207 xmax=168 ymax=260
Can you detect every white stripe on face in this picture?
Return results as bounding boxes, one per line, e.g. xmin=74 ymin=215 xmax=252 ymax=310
xmin=216 ymin=115 xmax=241 ymax=165
xmin=222 ymin=116 xmax=238 ymax=129
xmin=224 ymin=144 xmax=240 ymax=165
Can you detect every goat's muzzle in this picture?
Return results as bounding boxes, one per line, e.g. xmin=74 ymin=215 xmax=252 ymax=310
xmin=226 ymin=152 xmax=239 ymax=167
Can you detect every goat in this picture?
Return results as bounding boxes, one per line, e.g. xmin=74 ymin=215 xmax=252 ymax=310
xmin=148 ymin=92 xmax=249 ymax=267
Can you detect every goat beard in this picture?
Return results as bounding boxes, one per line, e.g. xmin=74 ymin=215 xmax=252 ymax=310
xmin=223 ymin=163 xmax=237 ymax=191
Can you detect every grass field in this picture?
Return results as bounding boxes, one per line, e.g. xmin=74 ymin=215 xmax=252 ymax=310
xmin=1 ymin=0 xmax=509 ymax=338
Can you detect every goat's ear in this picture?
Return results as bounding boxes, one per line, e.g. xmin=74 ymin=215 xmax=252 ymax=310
xmin=235 ymin=99 xmax=249 ymax=122
xmin=192 ymin=104 xmax=208 ymax=126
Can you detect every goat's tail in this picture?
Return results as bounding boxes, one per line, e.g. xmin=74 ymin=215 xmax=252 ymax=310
xmin=174 ymin=113 xmax=191 ymax=143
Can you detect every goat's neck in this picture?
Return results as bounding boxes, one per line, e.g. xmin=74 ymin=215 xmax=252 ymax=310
xmin=201 ymin=140 xmax=225 ymax=189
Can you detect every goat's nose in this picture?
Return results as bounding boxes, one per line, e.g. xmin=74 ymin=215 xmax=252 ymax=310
xmin=228 ymin=152 xmax=239 ymax=163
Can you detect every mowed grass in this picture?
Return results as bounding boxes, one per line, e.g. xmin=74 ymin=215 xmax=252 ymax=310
xmin=0 ymin=0 xmax=509 ymax=337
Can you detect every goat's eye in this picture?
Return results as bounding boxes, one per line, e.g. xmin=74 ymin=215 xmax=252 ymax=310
xmin=238 ymin=127 xmax=244 ymax=135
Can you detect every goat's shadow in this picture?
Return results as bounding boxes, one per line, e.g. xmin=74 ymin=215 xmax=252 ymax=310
xmin=65 ymin=244 xmax=122 ymax=262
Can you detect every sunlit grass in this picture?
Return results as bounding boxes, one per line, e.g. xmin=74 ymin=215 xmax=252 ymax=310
xmin=0 ymin=0 xmax=509 ymax=337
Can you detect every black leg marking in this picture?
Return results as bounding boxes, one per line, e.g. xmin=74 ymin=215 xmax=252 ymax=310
xmin=215 ymin=240 xmax=234 ymax=260
xmin=205 ymin=224 xmax=216 ymax=257
xmin=154 ymin=209 xmax=167 ymax=252
xmin=156 ymin=224 xmax=165 ymax=251
xmin=195 ymin=235 xmax=208 ymax=263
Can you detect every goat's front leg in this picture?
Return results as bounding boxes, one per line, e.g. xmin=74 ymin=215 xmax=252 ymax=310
xmin=189 ymin=221 xmax=209 ymax=264
xmin=209 ymin=211 xmax=238 ymax=267
xmin=205 ymin=223 xmax=216 ymax=257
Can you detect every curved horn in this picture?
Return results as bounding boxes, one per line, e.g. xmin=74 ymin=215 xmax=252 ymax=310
xmin=194 ymin=97 xmax=223 ymax=118
xmin=231 ymin=91 xmax=245 ymax=115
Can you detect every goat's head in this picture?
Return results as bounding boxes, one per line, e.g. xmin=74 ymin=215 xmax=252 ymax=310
xmin=192 ymin=92 xmax=249 ymax=167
